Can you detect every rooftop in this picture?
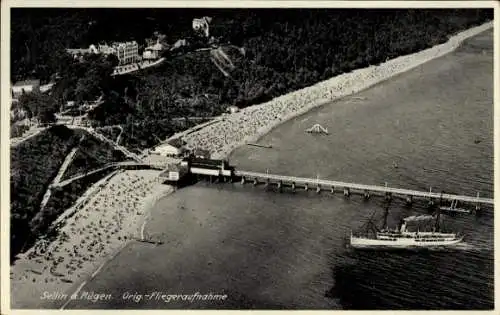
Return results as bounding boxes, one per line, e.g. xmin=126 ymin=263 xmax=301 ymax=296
xmin=113 ymin=41 xmax=138 ymax=47
xmin=193 ymin=148 xmax=211 ymax=156
xmin=189 ymin=157 xmax=228 ymax=168
xmin=146 ymin=42 xmax=164 ymax=51
xmin=159 ymin=163 xmax=188 ymax=175
xmin=13 ymin=80 xmax=40 ymax=87
xmin=168 ymin=138 xmax=187 ymax=148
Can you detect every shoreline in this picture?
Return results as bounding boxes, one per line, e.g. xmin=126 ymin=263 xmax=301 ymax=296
xmin=10 ymin=169 xmax=173 ymax=309
xmin=17 ymin=170 xmax=120 ymax=262
xmin=181 ymin=21 xmax=493 ymax=160
xmin=59 ymin=180 xmax=173 ymax=310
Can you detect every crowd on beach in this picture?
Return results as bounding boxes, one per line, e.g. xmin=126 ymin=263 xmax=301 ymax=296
xmin=181 ymin=60 xmax=406 ymax=158
xmin=11 ymin=170 xmax=170 ymax=303
xmin=182 ymin=22 xmax=492 ymax=159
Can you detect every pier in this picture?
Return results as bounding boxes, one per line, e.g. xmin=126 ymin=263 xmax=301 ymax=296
xmin=247 ymin=143 xmax=273 ymax=149
xmin=126 ymin=155 xmax=492 ymax=209
xmin=233 ymin=170 xmax=493 ymax=206
xmin=113 ymin=158 xmax=493 ymax=209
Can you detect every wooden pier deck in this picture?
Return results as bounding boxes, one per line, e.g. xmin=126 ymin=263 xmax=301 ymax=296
xmin=247 ymin=143 xmax=273 ymax=149
xmin=234 ymin=170 xmax=494 ymax=206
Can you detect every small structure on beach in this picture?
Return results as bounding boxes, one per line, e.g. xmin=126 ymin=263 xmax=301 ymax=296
xmin=305 ymin=124 xmax=329 ymax=135
xmin=227 ymin=105 xmax=240 ymax=114
xmin=152 ymin=139 xmax=187 ymax=158
xmin=159 ymin=163 xmax=189 ymax=182
xmin=193 ymin=148 xmax=211 ymax=159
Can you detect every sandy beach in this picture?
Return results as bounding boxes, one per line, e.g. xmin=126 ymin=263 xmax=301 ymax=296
xmin=10 ymin=170 xmax=173 ymax=308
xmin=182 ymin=21 xmax=493 ymax=159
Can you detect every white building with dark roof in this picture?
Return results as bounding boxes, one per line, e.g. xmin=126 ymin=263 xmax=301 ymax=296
xmin=66 ymin=41 xmax=139 ymax=65
xmin=115 ymin=41 xmax=139 ymax=65
xmin=11 ymin=80 xmax=40 ymax=98
xmin=193 ymin=16 xmax=212 ymax=37
xmin=151 ymin=139 xmax=187 ymax=158
xmin=143 ymin=40 xmax=164 ymax=60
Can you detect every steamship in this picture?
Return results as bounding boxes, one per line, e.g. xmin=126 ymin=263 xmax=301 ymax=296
xmin=350 ymin=205 xmax=463 ymax=249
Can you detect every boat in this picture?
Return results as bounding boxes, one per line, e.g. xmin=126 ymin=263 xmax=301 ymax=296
xmin=350 ymin=205 xmax=463 ymax=249
xmin=439 ymin=199 xmax=471 ymax=214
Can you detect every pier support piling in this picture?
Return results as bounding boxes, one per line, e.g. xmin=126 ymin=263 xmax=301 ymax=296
xmin=406 ymin=195 xmax=413 ymax=205
xmin=343 ymin=187 xmax=350 ymax=197
xmin=229 ymin=171 xmax=491 ymax=208
xmin=385 ymin=192 xmax=392 ymax=201
xmin=364 ymin=190 xmax=370 ymax=200
xmin=474 ymin=192 xmax=481 ymax=214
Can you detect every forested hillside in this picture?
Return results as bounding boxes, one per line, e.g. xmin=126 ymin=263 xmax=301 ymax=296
xmin=11 ymin=9 xmax=492 ymax=150
xmin=10 ymin=126 xmax=128 ymax=261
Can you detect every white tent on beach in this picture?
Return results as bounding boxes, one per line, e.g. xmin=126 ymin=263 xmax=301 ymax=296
xmin=152 ymin=143 xmax=182 ymax=157
xmin=151 ymin=139 xmax=187 ymax=157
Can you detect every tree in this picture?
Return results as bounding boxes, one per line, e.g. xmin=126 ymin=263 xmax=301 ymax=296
xmin=38 ymin=108 xmax=57 ymax=124
xmin=18 ymin=92 xmax=58 ymax=120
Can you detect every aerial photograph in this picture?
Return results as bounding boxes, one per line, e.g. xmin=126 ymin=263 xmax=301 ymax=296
xmin=4 ymin=2 xmax=496 ymax=311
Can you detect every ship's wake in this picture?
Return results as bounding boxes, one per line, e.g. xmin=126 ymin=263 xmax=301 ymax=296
xmin=442 ymin=241 xmax=484 ymax=252
xmin=407 ymin=241 xmax=484 ymax=253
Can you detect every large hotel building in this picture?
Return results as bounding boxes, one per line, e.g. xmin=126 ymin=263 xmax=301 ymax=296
xmin=68 ymin=41 xmax=140 ymax=65
xmin=115 ymin=41 xmax=139 ymax=65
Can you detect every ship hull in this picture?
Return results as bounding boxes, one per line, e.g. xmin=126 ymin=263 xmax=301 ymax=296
xmin=439 ymin=207 xmax=471 ymax=214
xmin=350 ymin=235 xmax=463 ymax=250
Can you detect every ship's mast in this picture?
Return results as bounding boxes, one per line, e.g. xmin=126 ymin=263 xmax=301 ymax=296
xmin=382 ymin=200 xmax=390 ymax=230
xmin=364 ymin=210 xmax=378 ymax=235
xmin=434 ymin=204 xmax=441 ymax=231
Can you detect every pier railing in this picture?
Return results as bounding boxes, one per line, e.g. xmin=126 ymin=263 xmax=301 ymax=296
xmin=234 ymin=170 xmax=494 ymax=205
